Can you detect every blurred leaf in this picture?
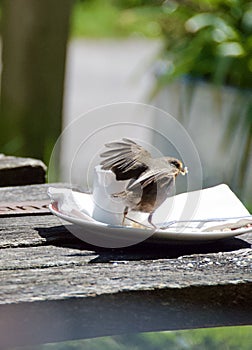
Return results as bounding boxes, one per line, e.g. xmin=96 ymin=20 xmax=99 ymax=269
xmin=145 ymin=0 xmax=252 ymax=96
xmin=185 ymin=13 xmax=238 ymax=40
xmin=217 ymin=42 xmax=245 ymax=57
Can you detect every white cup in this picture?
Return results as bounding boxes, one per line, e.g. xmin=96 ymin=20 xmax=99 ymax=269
xmin=92 ymin=165 xmax=128 ymax=225
xmin=92 ymin=165 xmax=148 ymax=226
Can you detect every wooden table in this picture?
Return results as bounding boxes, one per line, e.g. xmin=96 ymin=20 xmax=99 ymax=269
xmin=0 ymin=184 xmax=252 ymax=348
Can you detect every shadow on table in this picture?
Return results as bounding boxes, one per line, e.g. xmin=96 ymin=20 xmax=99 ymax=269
xmin=36 ymin=223 xmax=251 ymax=263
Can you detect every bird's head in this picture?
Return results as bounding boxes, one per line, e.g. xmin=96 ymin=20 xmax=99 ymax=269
xmin=167 ymin=158 xmax=188 ymax=176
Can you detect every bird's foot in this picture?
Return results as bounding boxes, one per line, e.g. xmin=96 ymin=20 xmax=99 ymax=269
xmin=147 ymin=212 xmax=157 ymax=230
xmin=122 ymin=216 xmax=152 ymax=229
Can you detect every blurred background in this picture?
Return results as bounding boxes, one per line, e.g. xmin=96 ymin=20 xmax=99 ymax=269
xmin=0 ymin=1 xmax=251 ymax=348
xmin=0 ymin=0 xmax=251 ymax=208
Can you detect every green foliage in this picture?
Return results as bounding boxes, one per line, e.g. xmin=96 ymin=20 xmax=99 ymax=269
xmin=70 ymin=0 xmax=163 ymax=38
xmin=156 ymin=0 xmax=252 ymax=90
xmin=149 ymin=0 xmax=252 ymax=203
xmin=13 ymin=326 xmax=252 ymax=350
xmin=71 ymin=0 xmax=252 ymax=89
xmin=114 ymin=327 xmax=252 ymax=350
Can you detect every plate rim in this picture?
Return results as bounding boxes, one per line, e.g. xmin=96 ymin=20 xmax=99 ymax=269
xmin=48 ymin=202 xmax=252 ymax=242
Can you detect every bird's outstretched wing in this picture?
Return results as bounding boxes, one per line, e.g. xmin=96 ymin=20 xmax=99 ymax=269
xmin=127 ymin=167 xmax=175 ymax=190
xmin=100 ymin=138 xmax=152 ymax=181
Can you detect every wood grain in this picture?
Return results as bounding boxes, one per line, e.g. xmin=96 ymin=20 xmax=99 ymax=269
xmin=0 ymin=155 xmax=46 ymax=186
xmin=0 ymin=184 xmax=251 ymax=348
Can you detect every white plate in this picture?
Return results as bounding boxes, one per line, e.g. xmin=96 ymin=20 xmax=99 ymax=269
xmin=48 ymin=186 xmax=252 ymax=248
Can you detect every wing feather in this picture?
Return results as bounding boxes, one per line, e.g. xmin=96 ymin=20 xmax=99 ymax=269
xmin=100 ymin=138 xmax=152 ymax=180
xmin=127 ymin=168 xmax=175 ymax=190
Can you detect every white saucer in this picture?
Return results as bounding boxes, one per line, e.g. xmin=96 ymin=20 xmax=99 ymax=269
xmin=48 ymin=186 xmax=252 ymax=248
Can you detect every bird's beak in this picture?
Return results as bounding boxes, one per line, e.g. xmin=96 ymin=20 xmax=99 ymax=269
xmin=180 ymin=166 xmax=188 ymax=175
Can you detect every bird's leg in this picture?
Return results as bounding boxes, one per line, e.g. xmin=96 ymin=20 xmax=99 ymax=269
xmin=122 ymin=206 xmax=129 ymax=226
xmin=148 ymin=212 xmax=157 ymax=229
xmin=122 ymin=207 xmax=151 ymax=229
xmin=124 ymin=216 xmax=151 ymax=229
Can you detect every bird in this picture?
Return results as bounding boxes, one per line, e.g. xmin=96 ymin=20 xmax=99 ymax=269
xmin=100 ymin=138 xmax=188 ymax=228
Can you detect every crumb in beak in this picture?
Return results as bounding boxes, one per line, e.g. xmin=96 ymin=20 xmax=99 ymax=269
xmin=181 ymin=166 xmax=188 ymax=175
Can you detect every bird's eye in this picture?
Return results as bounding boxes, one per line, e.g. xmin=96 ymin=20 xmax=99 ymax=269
xmin=170 ymin=160 xmax=181 ymax=169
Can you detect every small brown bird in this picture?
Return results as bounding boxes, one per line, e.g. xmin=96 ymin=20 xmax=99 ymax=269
xmin=100 ymin=138 xmax=188 ymax=228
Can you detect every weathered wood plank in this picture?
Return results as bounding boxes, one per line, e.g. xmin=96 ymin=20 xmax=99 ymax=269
xmin=0 ymin=207 xmax=251 ymax=261
xmin=0 ymin=184 xmax=251 ymax=348
xmin=0 ymin=183 xmax=54 ymax=202
xmin=0 ymin=215 xmax=71 ymax=248
xmin=1 ymin=284 xmax=252 ymax=349
xmin=0 ymin=245 xmax=252 ymax=304
xmin=0 ymin=155 xmax=46 ymax=186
